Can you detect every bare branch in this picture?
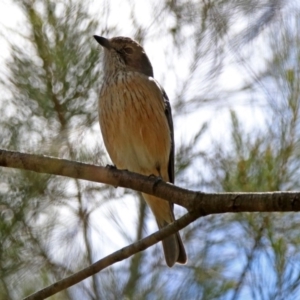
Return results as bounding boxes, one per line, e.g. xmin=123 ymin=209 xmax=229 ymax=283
xmin=1 ymin=149 xmax=300 ymax=213
xmin=23 ymin=210 xmax=199 ymax=300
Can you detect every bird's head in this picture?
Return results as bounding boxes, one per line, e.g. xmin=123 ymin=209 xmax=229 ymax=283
xmin=94 ymin=36 xmax=153 ymax=78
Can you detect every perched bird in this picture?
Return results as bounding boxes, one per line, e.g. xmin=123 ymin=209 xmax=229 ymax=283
xmin=94 ymin=35 xmax=187 ymax=267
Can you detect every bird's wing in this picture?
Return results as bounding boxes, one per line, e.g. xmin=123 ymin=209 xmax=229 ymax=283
xmin=161 ymin=88 xmax=175 ymax=185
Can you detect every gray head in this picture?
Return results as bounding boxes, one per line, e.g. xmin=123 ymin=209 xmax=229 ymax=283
xmin=94 ymin=36 xmax=154 ymax=77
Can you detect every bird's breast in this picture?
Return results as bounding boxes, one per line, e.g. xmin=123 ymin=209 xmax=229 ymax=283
xmin=99 ymin=72 xmax=171 ymax=177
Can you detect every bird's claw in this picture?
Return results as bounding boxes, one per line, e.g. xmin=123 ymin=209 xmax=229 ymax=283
xmin=148 ymin=174 xmax=163 ymax=189
xmin=106 ymin=164 xmax=116 ymax=169
xmin=106 ymin=164 xmax=129 ymax=172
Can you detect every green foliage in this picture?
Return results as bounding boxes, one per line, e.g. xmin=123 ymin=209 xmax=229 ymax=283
xmin=1 ymin=0 xmax=300 ymax=299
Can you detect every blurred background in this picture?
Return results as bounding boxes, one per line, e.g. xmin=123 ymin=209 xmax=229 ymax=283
xmin=1 ymin=0 xmax=300 ymax=299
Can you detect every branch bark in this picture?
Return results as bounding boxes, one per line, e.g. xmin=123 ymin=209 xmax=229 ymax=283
xmin=1 ymin=149 xmax=300 ymax=299
xmin=1 ymin=149 xmax=300 ymax=213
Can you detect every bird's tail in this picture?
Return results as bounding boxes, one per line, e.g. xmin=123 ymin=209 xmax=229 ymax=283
xmin=142 ymin=193 xmax=187 ymax=267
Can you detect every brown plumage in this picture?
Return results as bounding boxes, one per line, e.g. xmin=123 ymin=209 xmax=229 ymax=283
xmin=94 ymin=35 xmax=187 ymax=267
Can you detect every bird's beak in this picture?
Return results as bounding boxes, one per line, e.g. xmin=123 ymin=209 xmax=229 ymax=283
xmin=93 ymin=35 xmax=112 ymax=50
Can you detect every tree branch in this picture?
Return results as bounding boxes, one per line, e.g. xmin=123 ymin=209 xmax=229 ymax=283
xmin=23 ymin=209 xmax=200 ymax=300
xmin=1 ymin=149 xmax=300 ymax=213
xmin=2 ymin=149 xmax=300 ymax=298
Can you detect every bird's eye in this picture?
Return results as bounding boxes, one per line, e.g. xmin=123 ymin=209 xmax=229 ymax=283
xmin=123 ymin=47 xmax=133 ymax=54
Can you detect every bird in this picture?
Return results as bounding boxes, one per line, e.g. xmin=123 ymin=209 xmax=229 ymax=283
xmin=94 ymin=35 xmax=187 ymax=267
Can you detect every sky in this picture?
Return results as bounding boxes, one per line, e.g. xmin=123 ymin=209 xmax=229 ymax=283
xmin=0 ymin=0 xmax=276 ymax=277
xmin=3 ymin=2 xmax=300 ymax=299
xmin=0 ymin=0 xmax=268 ymax=146
xmin=0 ymin=0 xmax=268 ymax=234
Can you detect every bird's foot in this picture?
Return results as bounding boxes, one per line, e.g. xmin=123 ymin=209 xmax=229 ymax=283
xmin=106 ymin=165 xmax=131 ymax=188
xmin=106 ymin=164 xmax=129 ymax=172
xmin=148 ymin=174 xmax=163 ymax=189
xmin=106 ymin=164 xmax=116 ymax=169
